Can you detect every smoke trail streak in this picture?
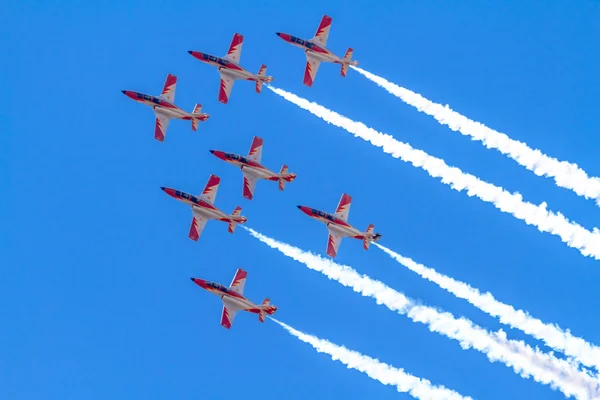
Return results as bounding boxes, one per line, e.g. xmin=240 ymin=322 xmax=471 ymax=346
xmin=374 ymin=242 xmax=600 ymax=372
xmin=266 ymin=85 xmax=600 ymax=261
xmin=244 ymin=226 xmax=600 ymax=399
xmin=351 ymin=66 xmax=600 ymax=206
xmin=271 ymin=318 xmax=473 ymax=400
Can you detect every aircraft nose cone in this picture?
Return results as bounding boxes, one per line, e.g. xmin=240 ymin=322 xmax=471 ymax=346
xmin=160 ymin=186 xmax=166 ymax=191
xmin=190 ymin=277 xmax=195 ymax=282
xmin=187 ymin=50 xmax=192 ymax=54
xmin=296 ymin=205 xmax=302 ymax=209
xmin=275 ymin=32 xmax=281 ymax=37
xmin=209 ymin=150 xmax=214 ymax=154
xmin=121 ymin=90 xmax=126 ymax=94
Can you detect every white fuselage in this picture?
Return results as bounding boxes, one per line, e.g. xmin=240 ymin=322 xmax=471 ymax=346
xmin=220 ymin=66 xmax=256 ymax=81
xmin=154 ymin=105 xmax=190 ymax=120
xmin=192 ymin=203 xmax=230 ymax=221
xmin=328 ymin=221 xmax=364 ymax=239
xmin=222 ymin=294 xmax=256 ymax=311
xmin=240 ymin=164 xmax=278 ymax=180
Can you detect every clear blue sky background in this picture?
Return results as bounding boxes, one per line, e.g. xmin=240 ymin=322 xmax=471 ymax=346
xmin=3 ymin=1 xmax=600 ymax=399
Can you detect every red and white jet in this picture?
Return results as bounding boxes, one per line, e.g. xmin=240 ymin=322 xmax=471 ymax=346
xmin=209 ymin=136 xmax=297 ymax=200
xmin=298 ymin=193 xmax=382 ymax=258
xmin=191 ymin=268 xmax=277 ymax=329
xmin=122 ymin=74 xmax=209 ymax=142
xmin=276 ymin=15 xmax=359 ymax=87
xmin=161 ymin=174 xmax=247 ymax=241
xmin=188 ymin=33 xmax=274 ymax=104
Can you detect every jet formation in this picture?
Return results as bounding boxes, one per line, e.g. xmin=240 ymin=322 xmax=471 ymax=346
xmin=123 ymin=15 xmax=379 ymax=329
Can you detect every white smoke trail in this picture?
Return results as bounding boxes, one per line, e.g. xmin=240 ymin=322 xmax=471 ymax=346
xmin=265 ymin=85 xmax=600 ymax=261
xmin=351 ymin=66 xmax=600 ymax=206
xmin=244 ymin=227 xmax=600 ymax=399
xmin=374 ymin=242 xmax=600 ymax=372
xmin=271 ymin=318 xmax=473 ymax=400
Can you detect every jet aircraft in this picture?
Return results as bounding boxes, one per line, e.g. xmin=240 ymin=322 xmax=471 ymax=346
xmin=209 ymin=136 xmax=297 ymax=200
xmin=122 ymin=74 xmax=209 ymax=142
xmin=188 ymin=33 xmax=274 ymax=104
xmin=275 ymin=15 xmax=359 ymax=87
xmin=161 ymin=174 xmax=247 ymax=241
xmin=190 ymin=268 xmax=277 ymax=329
xmin=298 ymin=193 xmax=381 ymax=257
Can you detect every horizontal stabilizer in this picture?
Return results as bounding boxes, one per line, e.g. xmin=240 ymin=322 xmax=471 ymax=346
xmin=278 ymin=165 xmax=297 ymax=191
xmin=191 ymin=103 xmax=209 ymax=131
xmin=259 ymin=297 xmax=277 ymax=322
xmin=256 ymin=64 xmax=268 ymax=93
xmin=228 ymin=206 xmax=246 ymax=233
xmin=341 ymin=48 xmax=354 ymax=77
xmin=364 ymin=224 xmax=382 ymax=249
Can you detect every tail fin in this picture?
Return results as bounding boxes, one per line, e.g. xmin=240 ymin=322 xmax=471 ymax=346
xmin=228 ymin=206 xmax=246 ymax=233
xmin=363 ymin=224 xmax=381 ymax=250
xmin=259 ymin=297 xmax=277 ymax=322
xmin=255 ymin=64 xmax=268 ymax=93
xmin=191 ymin=103 xmax=209 ymax=131
xmin=341 ymin=48 xmax=356 ymax=77
xmin=278 ymin=165 xmax=297 ymax=191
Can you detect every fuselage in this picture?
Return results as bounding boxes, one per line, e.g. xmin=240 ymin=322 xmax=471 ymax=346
xmin=192 ymin=278 xmax=263 ymax=314
xmin=210 ymin=150 xmax=280 ymax=181
xmin=275 ymin=33 xmax=342 ymax=64
xmin=188 ymin=51 xmax=268 ymax=82
xmin=297 ymin=205 xmax=367 ymax=239
xmin=121 ymin=90 xmax=193 ymax=120
xmin=161 ymin=187 xmax=244 ymax=222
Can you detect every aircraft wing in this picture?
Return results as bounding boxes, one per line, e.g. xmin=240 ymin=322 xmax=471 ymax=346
xmin=189 ymin=210 xmax=208 ymax=241
xmin=242 ymin=170 xmax=258 ymax=200
xmin=221 ymin=297 xmax=241 ymax=329
xmin=224 ymin=33 xmax=243 ymax=63
xmin=333 ymin=193 xmax=352 ymax=221
xmin=154 ymin=110 xmax=171 ymax=142
xmin=326 ymin=228 xmax=343 ymax=258
xmin=158 ymin=73 xmax=177 ymax=103
xmin=220 ymin=303 xmax=239 ymax=329
xmin=247 ymin=136 xmax=263 ymax=163
xmin=311 ymin=15 xmax=332 ymax=47
xmin=303 ymin=53 xmax=321 ymax=87
xmin=228 ymin=268 xmax=247 ymax=295
xmin=218 ymin=72 xmax=236 ymax=104
xmin=200 ymin=174 xmax=220 ymax=204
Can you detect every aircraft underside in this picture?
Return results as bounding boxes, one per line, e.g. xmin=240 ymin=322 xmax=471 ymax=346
xmin=328 ymin=223 xmax=362 ymax=239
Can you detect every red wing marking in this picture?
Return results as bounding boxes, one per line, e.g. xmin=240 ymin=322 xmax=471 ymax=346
xmin=247 ymin=136 xmax=264 ymax=163
xmin=200 ymin=174 xmax=220 ymax=204
xmin=228 ymin=268 xmax=247 ymax=295
xmin=225 ymin=33 xmax=244 ymax=63
xmin=159 ymin=73 xmax=177 ymax=103
xmin=312 ymin=15 xmax=332 ymax=46
xmin=220 ymin=305 xmax=237 ymax=329
xmin=218 ymin=73 xmax=235 ymax=104
xmin=326 ymin=231 xmax=342 ymax=258
xmin=334 ymin=193 xmax=352 ymax=221
xmin=154 ymin=112 xmax=170 ymax=142
xmin=242 ymin=172 xmax=258 ymax=200
xmin=189 ymin=212 xmax=208 ymax=241
xmin=303 ymin=55 xmax=320 ymax=87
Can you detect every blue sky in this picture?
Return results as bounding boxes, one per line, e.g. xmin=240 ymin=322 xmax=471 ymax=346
xmin=3 ymin=1 xmax=600 ymax=399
